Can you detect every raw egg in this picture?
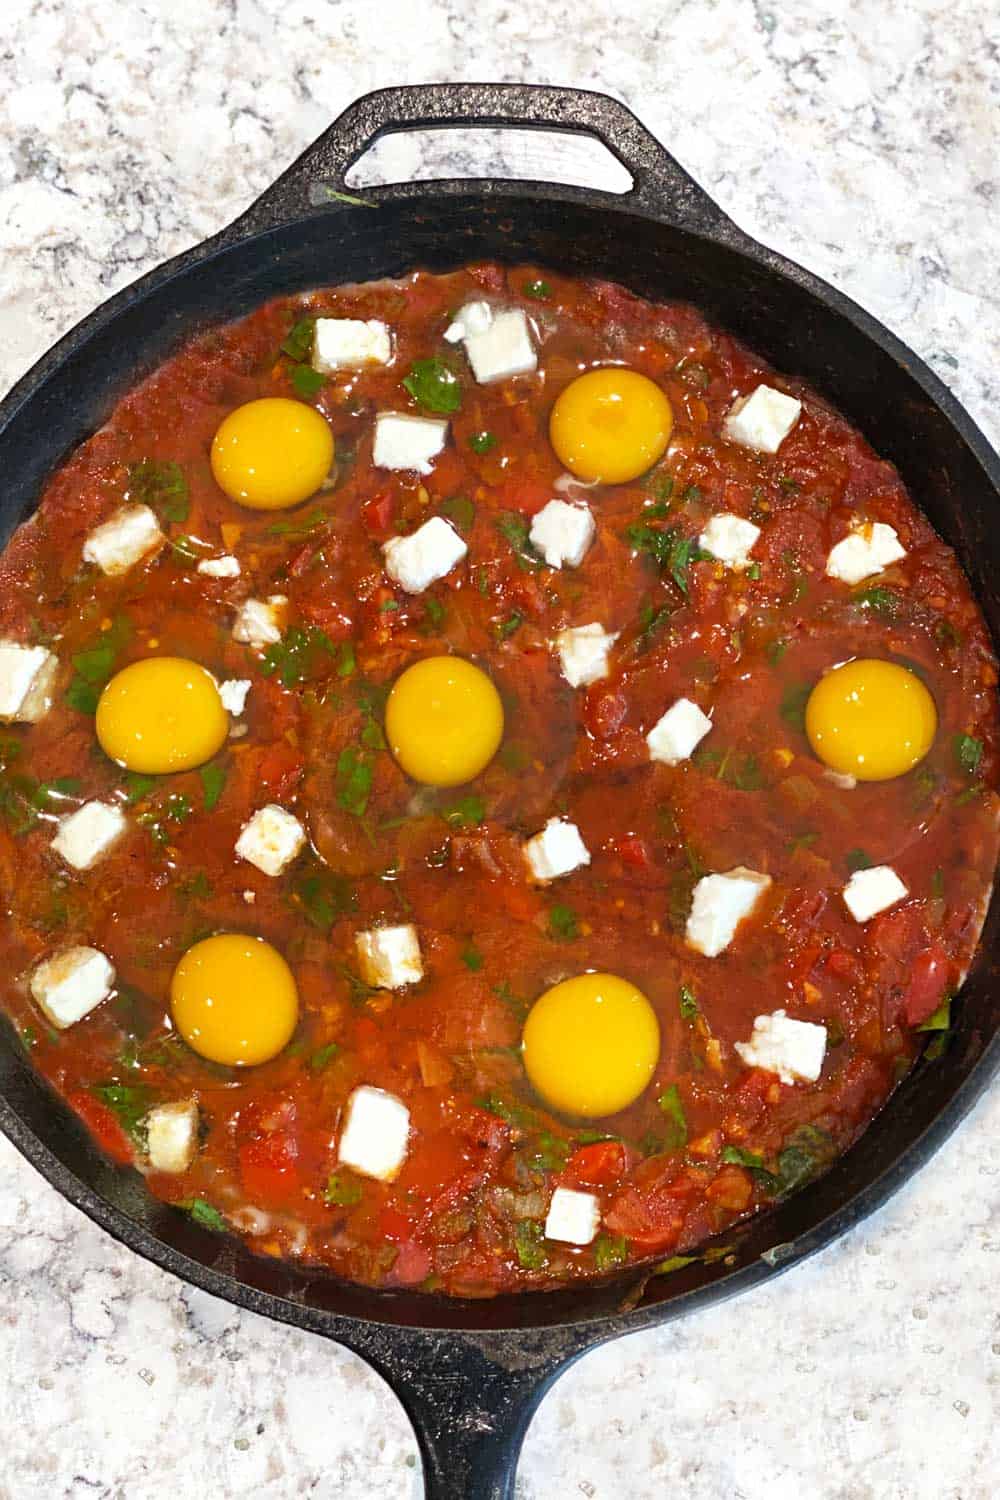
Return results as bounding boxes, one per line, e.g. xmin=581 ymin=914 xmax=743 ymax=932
xmin=522 ymin=972 xmax=660 ymax=1118
xmin=805 ymin=657 xmax=937 ymax=781
xmin=96 ymin=656 xmax=228 ymax=773
xmin=210 ymin=397 xmax=334 ymax=510
xmin=171 ymin=934 xmax=299 ymax=1066
xmin=385 ymin=655 xmax=504 ymax=787
xmin=549 ymin=368 xmax=673 ymax=484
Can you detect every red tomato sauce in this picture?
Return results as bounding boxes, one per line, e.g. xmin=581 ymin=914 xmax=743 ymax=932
xmin=0 ymin=264 xmax=997 ymax=1295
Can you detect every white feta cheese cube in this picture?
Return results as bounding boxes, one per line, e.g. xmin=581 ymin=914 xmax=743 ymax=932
xmin=313 ymin=317 xmax=392 ymax=371
xmin=545 ymin=1187 xmax=601 ymax=1246
xmin=144 ymin=1098 xmax=199 ymax=1174
xmin=235 ymin=804 xmax=306 ymax=878
xmin=825 ymin=522 xmax=907 ymax=586
xmin=0 ymin=642 xmax=58 ymax=723
xmin=383 ymin=516 xmax=466 ymax=594
xmin=523 ymin=818 xmax=591 ymax=883
xmin=51 ymin=800 xmax=127 ymax=871
xmin=528 ymin=500 xmax=595 ymax=570
xmin=698 ymin=513 xmax=762 ymax=572
xmin=355 ymin=924 xmax=424 ymax=990
xmin=686 ymin=866 xmax=772 ymax=957
xmin=83 ymin=503 xmax=164 ymax=576
xmin=735 ymin=1009 xmax=828 ymax=1084
xmin=373 ymin=412 xmax=449 ymax=475
xmin=723 ymin=383 xmax=802 ymax=453
xmin=842 ymin=865 xmax=908 ymax=923
xmin=443 ymin=301 xmax=493 ymax=343
xmin=197 ymin=554 xmax=241 ymax=579
xmin=218 ymin=678 xmax=251 ymax=716
xmin=337 ymin=1085 xmax=411 ymax=1182
xmin=460 ymin=308 xmax=537 ymax=384
xmin=555 ymin=623 xmax=619 ymax=689
xmin=232 ymin=595 xmax=287 ymax=648
xmin=30 ymin=946 xmax=115 ymax=1030
xmin=646 ymin=697 xmax=713 ymax=766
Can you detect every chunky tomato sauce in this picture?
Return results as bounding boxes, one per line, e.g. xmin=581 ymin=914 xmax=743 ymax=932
xmin=1 ymin=263 xmax=997 ymax=1295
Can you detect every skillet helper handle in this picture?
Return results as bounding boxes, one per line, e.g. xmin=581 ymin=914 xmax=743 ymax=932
xmin=331 ymin=1323 xmax=588 ymax=1500
xmin=223 ymin=82 xmax=738 ymax=240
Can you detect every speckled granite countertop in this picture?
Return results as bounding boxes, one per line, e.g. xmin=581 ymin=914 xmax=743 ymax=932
xmin=1 ymin=2 xmax=999 ymax=1496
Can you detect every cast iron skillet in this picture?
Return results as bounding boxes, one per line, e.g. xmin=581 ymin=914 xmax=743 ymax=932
xmin=1 ymin=83 xmax=998 ymax=1499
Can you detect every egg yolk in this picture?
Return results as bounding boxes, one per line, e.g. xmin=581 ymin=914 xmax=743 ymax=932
xmin=522 ymin=973 xmax=660 ymax=1118
xmin=805 ymin=657 xmax=937 ymax=781
xmin=96 ymin=657 xmax=228 ymax=774
xmin=171 ymin=934 xmax=299 ymax=1066
xmin=385 ymin=655 xmax=504 ymax=788
xmin=210 ymin=397 xmax=334 ymax=510
xmin=549 ymin=368 xmax=673 ymax=484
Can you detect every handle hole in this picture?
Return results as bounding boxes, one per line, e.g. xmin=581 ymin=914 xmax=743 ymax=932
xmin=344 ymin=126 xmax=634 ymax=194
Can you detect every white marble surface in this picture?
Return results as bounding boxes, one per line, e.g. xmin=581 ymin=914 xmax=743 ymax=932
xmin=1 ymin=1 xmax=999 ymax=1495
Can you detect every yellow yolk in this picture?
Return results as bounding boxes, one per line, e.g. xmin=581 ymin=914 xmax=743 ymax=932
xmin=549 ymin=368 xmax=673 ymax=484
xmin=96 ymin=657 xmax=228 ymax=773
xmin=522 ymin=973 xmax=660 ymax=1118
xmin=171 ymin=934 xmax=299 ymax=1066
xmin=210 ymin=397 xmax=334 ymax=510
xmin=805 ymin=657 xmax=938 ymax=781
xmin=385 ymin=655 xmax=504 ymax=788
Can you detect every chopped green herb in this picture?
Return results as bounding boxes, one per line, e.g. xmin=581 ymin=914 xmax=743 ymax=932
xmin=403 ymin=356 xmax=461 ymax=414
xmin=336 ymin=747 xmax=373 ymax=817
xmin=443 ymin=494 xmax=476 ymax=532
xmin=477 ymin=1092 xmax=537 ymax=1129
xmin=679 ymin=984 xmax=699 ymax=1020
xmin=547 ymin=903 xmax=579 ymax=941
xmin=337 ymin=640 xmax=356 ymax=678
xmin=495 ymin=512 xmax=544 ymax=571
xmin=441 ymin=794 xmax=486 ymax=828
xmin=323 ymin=1171 xmax=363 ymax=1207
xmin=493 ymin=983 xmax=530 ymax=1019
xmin=678 ymin=361 xmax=710 ymax=390
xmin=853 ymin=585 xmax=899 ymax=617
xmin=746 ymin=562 xmax=762 ymax=580
xmin=779 ymin=682 xmax=811 ymax=732
xmin=778 ymin=476 xmax=800 ymax=493
xmin=934 ymin=617 xmax=962 ymax=649
xmin=267 ymin=508 xmax=329 ymax=537
xmin=787 ymin=830 xmax=819 ymax=855
xmin=721 ymin=1144 xmax=765 ymax=1170
xmin=33 ymin=776 xmax=81 ymax=807
xmin=525 ymin=1131 xmax=571 ymax=1173
xmin=292 ymin=865 xmax=357 ymax=930
xmin=123 ymin=772 xmax=156 ymax=805
xmin=644 ymin=470 xmax=675 ymax=504
xmin=423 ymin=597 xmax=445 ymax=629
xmin=128 ymin=459 xmax=189 ymax=523
xmin=199 ymin=763 xmax=226 ymax=811
xmin=281 ymin=316 xmax=316 ymax=362
xmin=460 ymin=944 xmax=484 ymax=971
xmin=308 ymin=1042 xmax=339 ymax=1073
xmin=593 ymin=1234 xmax=629 ymax=1273
xmin=766 ymin=638 xmax=789 ymax=666
xmin=523 ymin=279 xmax=551 ymax=299
xmin=846 ymin=848 xmax=873 ymax=872
xmin=261 ymin=625 xmax=336 ymax=687
xmin=92 ymin=1082 xmax=153 ymax=1143
xmin=657 ymin=1084 xmax=688 ymax=1150
xmin=955 ymin=782 xmax=984 ymax=807
xmin=654 ymin=1254 xmax=699 ymax=1275
xmin=496 ymin=611 xmax=523 ymax=640
xmin=514 ymin=1219 xmax=548 ymax=1269
xmin=931 ymin=868 xmax=945 ymax=901
xmin=917 ymin=997 xmax=952 ymax=1032
xmin=625 ymin=520 xmax=706 ymax=595
xmin=178 ymin=870 xmax=213 ymax=900
xmin=185 ymin=1198 xmax=227 ymax=1232
xmin=469 ymin=431 xmax=497 ymax=455
xmin=168 ymin=534 xmax=201 ymax=564
xmin=954 ymin=733 xmax=983 ymax=776
xmin=66 ymin=617 xmax=132 ymax=714
xmin=291 ymin=364 xmax=326 ymax=399
xmin=379 ymin=599 xmax=401 ymax=613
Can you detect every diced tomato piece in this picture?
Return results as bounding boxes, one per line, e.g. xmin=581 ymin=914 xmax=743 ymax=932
xmin=67 ymin=1090 xmax=134 ymax=1165
xmin=614 ymin=835 xmax=650 ymax=869
xmin=391 ymin=1239 xmax=433 ymax=1285
xmin=495 ymin=474 xmax=554 ymax=516
xmin=564 ymin=1139 xmax=626 ymax=1187
xmin=256 ymin=741 xmax=305 ymax=800
xmin=238 ymin=1131 xmax=300 ymax=1205
xmin=361 ymin=489 xmax=395 ymax=534
xmin=826 ymin=948 xmax=856 ymax=979
xmin=398 ymin=1131 xmax=474 ymax=1200
xmin=379 ymin=1205 xmax=416 ymax=1243
xmin=902 ymin=944 xmax=951 ymax=1027
xmin=582 ymin=685 xmax=628 ymax=741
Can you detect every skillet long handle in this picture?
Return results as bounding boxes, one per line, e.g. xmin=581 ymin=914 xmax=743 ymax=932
xmin=328 ymin=1322 xmax=591 ymax=1499
xmin=222 ymin=82 xmax=742 ymax=241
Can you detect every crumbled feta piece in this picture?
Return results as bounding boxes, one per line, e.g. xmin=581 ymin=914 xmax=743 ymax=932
xmin=356 ymin=924 xmax=424 ymax=990
xmin=232 ymin=595 xmax=287 ymax=648
xmin=457 ymin=307 xmax=537 ymax=384
xmin=443 ymin=301 xmax=493 ymax=343
xmin=723 ymin=383 xmax=802 ymax=453
xmin=197 ymin=554 xmax=241 ymax=579
xmin=235 ymin=804 xmax=306 ymax=878
xmin=51 ymin=800 xmax=127 ymax=871
xmin=699 ymin=513 xmax=762 ymax=571
xmin=646 ymin=698 xmax=713 ymax=766
xmin=528 ymin=500 xmax=595 ymax=570
xmin=144 ymin=1099 xmax=199 ymax=1174
xmin=338 ymin=1085 xmax=411 ymax=1182
xmin=825 ymin=522 xmax=907 ymax=586
xmin=735 ymin=1009 xmax=828 ymax=1084
xmin=373 ymin=413 xmax=449 ymax=474
xmin=83 ymin=503 xmax=164 ymax=576
xmin=30 ymin=946 xmax=115 ymax=1030
xmin=545 ymin=1187 xmax=601 ymax=1246
xmin=523 ymin=818 xmax=591 ymax=883
xmin=313 ymin=317 xmax=392 ymax=371
xmin=218 ymin=679 xmax=251 ymax=718
xmin=555 ymin=623 xmax=619 ymax=688
xmin=383 ymin=516 xmax=466 ymax=594
xmin=0 ymin=642 xmax=58 ymax=723
xmin=842 ymin=865 xmax=908 ymax=923
xmin=686 ymin=866 xmax=772 ymax=957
